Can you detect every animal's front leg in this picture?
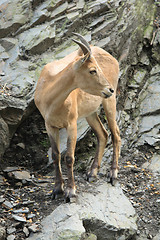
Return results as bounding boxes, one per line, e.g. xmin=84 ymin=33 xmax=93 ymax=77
xmin=46 ymin=125 xmax=64 ymax=199
xmin=64 ymin=122 xmax=77 ymax=202
xmin=108 ymin=123 xmax=121 ymax=185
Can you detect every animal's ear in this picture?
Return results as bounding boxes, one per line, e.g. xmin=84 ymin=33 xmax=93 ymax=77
xmin=81 ymin=52 xmax=90 ymax=63
xmin=73 ymin=53 xmax=90 ymax=70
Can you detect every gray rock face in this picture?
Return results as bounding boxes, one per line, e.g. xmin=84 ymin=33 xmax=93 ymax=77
xmin=139 ymin=77 xmax=160 ymax=116
xmin=0 ymin=0 xmax=158 ymax=159
xmin=153 ymin=231 xmax=160 ymax=240
xmin=142 ymin=154 xmax=160 ymax=174
xmin=130 ymin=71 xmax=160 ymax=148
xmin=0 ymin=226 xmax=6 ymax=240
xmin=28 ymin=183 xmax=137 ymax=240
xmin=0 ymin=0 xmax=31 ymax=38
xmin=18 ymin=23 xmax=56 ymax=54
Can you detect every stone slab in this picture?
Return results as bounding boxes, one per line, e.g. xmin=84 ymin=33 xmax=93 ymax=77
xmin=28 ymin=183 xmax=137 ymax=240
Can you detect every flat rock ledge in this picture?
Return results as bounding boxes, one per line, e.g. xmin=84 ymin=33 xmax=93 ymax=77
xmin=28 ymin=183 xmax=137 ymax=240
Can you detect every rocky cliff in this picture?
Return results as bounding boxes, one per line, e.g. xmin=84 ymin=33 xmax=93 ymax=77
xmin=0 ymin=0 xmax=160 ymax=240
xmin=0 ymin=0 xmax=159 ymax=159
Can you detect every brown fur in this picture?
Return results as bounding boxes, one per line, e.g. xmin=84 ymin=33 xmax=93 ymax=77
xmin=35 ymin=45 xmax=121 ymax=201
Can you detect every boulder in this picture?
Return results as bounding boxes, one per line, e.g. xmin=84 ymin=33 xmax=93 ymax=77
xmin=142 ymin=154 xmax=160 ymax=174
xmin=28 ymin=183 xmax=137 ymax=240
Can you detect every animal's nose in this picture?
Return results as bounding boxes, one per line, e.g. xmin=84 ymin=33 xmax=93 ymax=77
xmin=109 ymin=88 xmax=114 ymax=93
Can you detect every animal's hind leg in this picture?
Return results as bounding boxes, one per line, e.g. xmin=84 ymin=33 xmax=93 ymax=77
xmin=86 ymin=112 xmax=108 ymax=180
xmin=46 ymin=124 xmax=64 ymax=199
xmin=102 ymin=96 xmax=121 ymax=185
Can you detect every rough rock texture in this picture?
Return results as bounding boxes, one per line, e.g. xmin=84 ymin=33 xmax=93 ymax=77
xmin=153 ymin=231 xmax=160 ymax=240
xmin=0 ymin=226 xmax=6 ymax=240
xmin=28 ymin=183 xmax=137 ymax=240
xmin=0 ymin=0 xmax=159 ymax=159
xmin=0 ymin=0 xmax=160 ymax=239
xmin=142 ymin=154 xmax=160 ymax=174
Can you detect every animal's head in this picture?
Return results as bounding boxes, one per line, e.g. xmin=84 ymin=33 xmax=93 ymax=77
xmin=72 ymin=33 xmax=114 ymax=98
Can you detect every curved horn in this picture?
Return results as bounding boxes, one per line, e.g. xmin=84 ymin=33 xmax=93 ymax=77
xmin=72 ymin=38 xmax=91 ymax=56
xmin=73 ymin=33 xmax=91 ymax=52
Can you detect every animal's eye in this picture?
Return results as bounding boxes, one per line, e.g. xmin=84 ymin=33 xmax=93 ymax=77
xmin=89 ymin=69 xmax=97 ymax=75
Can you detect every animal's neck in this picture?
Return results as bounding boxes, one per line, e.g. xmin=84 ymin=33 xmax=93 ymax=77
xmin=46 ymin=64 xmax=76 ymax=109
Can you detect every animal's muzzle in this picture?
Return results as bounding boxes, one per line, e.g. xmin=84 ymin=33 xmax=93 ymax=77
xmin=102 ymin=88 xmax=114 ymax=98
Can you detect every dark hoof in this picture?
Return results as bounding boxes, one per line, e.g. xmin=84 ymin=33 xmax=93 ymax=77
xmin=110 ymin=177 xmax=117 ymax=186
xmin=86 ymin=170 xmax=98 ymax=182
xmin=65 ymin=195 xmax=70 ymax=203
xmin=107 ymin=173 xmax=118 ymax=186
xmin=64 ymin=188 xmax=76 ymax=203
xmin=107 ymin=168 xmax=118 ymax=186
xmin=51 ymin=189 xmax=64 ymax=200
